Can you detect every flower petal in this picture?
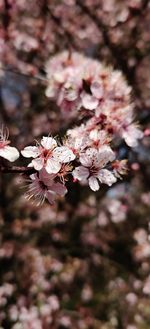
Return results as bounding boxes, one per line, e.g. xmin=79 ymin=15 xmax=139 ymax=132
xmin=41 ymin=137 xmax=57 ymax=150
xmin=21 ymin=146 xmax=39 ymax=158
xmin=98 ymin=169 xmax=117 ymax=186
xmin=122 ymin=125 xmax=143 ymax=147
xmin=54 ymin=146 xmax=76 ymax=163
xmin=32 ymin=158 xmax=44 ymax=171
xmin=96 ymin=145 xmax=115 ymax=167
xmin=46 ymin=191 xmax=56 ymax=204
xmin=91 ymin=80 xmax=103 ymax=99
xmin=46 ymin=158 xmax=61 ymax=174
xmin=72 ymin=166 xmax=89 ymax=181
xmin=88 ymin=176 xmax=100 ymax=191
xmin=51 ymin=182 xmax=67 ymax=196
xmin=0 ymin=146 xmax=19 ymax=162
xmin=81 ymin=92 xmax=99 ymax=110
xmin=80 ymin=148 xmax=97 ymax=167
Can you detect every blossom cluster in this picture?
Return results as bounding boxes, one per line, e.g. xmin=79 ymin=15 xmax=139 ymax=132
xmin=45 ymin=51 xmax=143 ymax=147
xmin=0 ymin=52 xmax=143 ymax=205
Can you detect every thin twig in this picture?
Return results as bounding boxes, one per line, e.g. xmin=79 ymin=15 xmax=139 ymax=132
xmin=0 ymin=166 xmax=36 ymax=174
xmin=0 ymin=67 xmax=48 ymax=82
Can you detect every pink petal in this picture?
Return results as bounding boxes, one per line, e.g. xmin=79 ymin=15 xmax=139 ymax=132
xmin=46 ymin=191 xmax=56 ymax=204
xmin=51 ymin=182 xmax=67 ymax=196
xmin=72 ymin=166 xmax=89 ymax=181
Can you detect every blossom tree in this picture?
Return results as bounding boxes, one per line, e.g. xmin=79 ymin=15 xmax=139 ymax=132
xmin=0 ymin=1 xmax=149 ymax=329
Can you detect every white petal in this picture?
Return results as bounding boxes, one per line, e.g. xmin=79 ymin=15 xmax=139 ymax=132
xmin=32 ymin=158 xmax=44 ymax=171
xmin=88 ymin=176 xmax=99 ymax=191
xmin=46 ymin=158 xmax=61 ymax=174
xmin=72 ymin=166 xmax=89 ymax=181
xmin=0 ymin=146 xmax=19 ymax=162
xmin=45 ymin=84 xmax=57 ymax=98
xmin=41 ymin=137 xmax=57 ymax=150
xmin=98 ymin=169 xmax=117 ymax=186
xmin=91 ymin=80 xmax=103 ymax=99
xmin=97 ymin=145 xmax=115 ymax=167
xmin=81 ymin=92 xmax=99 ymax=110
xmin=79 ymin=148 xmax=97 ymax=167
xmin=122 ymin=126 xmax=143 ymax=147
xmin=54 ymin=146 xmax=76 ymax=163
xmin=21 ymin=146 xmax=39 ymax=158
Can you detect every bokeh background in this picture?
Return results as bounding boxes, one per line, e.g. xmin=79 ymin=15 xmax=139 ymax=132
xmin=0 ymin=1 xmax=150 ymax=328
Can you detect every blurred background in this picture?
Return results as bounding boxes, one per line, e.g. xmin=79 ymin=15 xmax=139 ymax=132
xmin=0 ymin=1 xmax=150 ymax=328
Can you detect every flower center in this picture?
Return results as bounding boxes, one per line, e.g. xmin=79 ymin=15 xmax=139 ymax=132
xmin=0 ymin=140 xmax=10 ymax=149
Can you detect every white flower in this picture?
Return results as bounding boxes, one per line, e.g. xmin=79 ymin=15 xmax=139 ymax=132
xmin=0 ymin=126 xmax=19 ymax=162
xmin=73 ymin=146 xmax=116 ymax=191
xmin=122 ymin=124 xmax=143 ymax=147
xmin=21 ymin=136 xmax=75 ymax=174
xmin=81 ymin=91 xmax=99 ymax=110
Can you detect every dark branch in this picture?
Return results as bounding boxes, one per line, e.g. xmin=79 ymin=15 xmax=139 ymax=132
xmin=41 ymin=0 xmax=77 ymax=51
xmin=0 ymin=67 xmax=48 ymax=82
xmin=76 ymin=0 xmax=133 ymax=83
xmin=0 ymin=166 xmax=36 ymax=174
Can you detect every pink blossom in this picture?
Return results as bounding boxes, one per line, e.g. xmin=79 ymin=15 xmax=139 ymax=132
xmin=21 ymin=136 xmax=75 ymax=174
xmin=122 ymin=124 xmax=143 ymax=147
xmin=81 ymin=91 xmax=99 ymax=110
xmin=26 ymin=170 xmax=67 ymax=205
xmin=72 ymin=146 xmax=117 ymax=191
xmin=0 ymin=126 xmax=19 ymax=162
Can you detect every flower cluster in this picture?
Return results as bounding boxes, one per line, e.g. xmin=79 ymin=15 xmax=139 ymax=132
xmin=0 ymin=52 xmax=143 ymax=205
xmin=46 ymin=51 xmax=143 ymax=147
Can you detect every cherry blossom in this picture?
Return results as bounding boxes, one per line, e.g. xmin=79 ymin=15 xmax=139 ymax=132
xmin=72 ymin=146 xmax=117 ymax=191
xmin=45 ymin=51 xmax=143 ymax=147
xmin=0 ymin=126 xmax=19 ymax=162
xmin=26 ymin=170 xmax=67 ymax=205
xmin=21 ymin=136 xmax=75 ymax=174
xmin=122 ymin=124 xmax=143 ymax=147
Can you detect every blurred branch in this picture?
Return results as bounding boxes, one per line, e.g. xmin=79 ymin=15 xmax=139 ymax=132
xmin=0 ymin=66 xmax=48 ymax=82
xmin=0 ymin=165 xmax=36 ymax=174
xmin=2 ymin=0 xmax=11 ymax=38
xmin=76 ymin=0 xmax=149 ymax=110
xmin=76 ymin=0 xmax=133 ymax=82
xmin=40 ymin=0 xmax=78 ymax=50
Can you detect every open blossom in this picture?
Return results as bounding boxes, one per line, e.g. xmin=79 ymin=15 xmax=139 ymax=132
xmin=121 ymin=124 xmax=143 ymax=147
xmin=26 ymin=170 xmax=67 ymax=205
xmin=72 ymin=146 xmax=117 ymax=191
xmin=0 ymin=126 xmax=19 ymax=162
xmin=21 ymin=136 xmax=75 ymax=174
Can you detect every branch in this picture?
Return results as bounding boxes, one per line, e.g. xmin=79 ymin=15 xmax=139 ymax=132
xmin=75 ymin=0 xmax=149 ymax=110
xmin=76 ymin=0 xmax=133 ymax=83
xmin=0 ymin=67 xmax=48 ymax=82
xmin=40 ymin=0 xmax=77 ymax=51
xmin=0 ymin=166 xmax=36 ymax=174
